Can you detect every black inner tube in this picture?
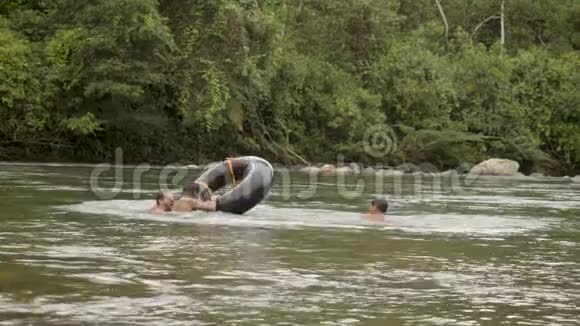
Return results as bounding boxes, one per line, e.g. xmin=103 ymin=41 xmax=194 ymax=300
xmin=195 ymin=156 xmax=273 ymax=214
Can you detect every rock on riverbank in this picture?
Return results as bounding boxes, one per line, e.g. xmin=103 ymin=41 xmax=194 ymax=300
xmin=190 ymin=159 xmax=577 ymax=180
xmin=468 ymin=158 xmax=520 ymax=176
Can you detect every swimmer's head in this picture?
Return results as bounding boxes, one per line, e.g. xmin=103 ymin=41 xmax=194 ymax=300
xmin=370 ymin=198 xmax=389 ymax=214
xmin=156 ymin=191 xmax=174 ymax=212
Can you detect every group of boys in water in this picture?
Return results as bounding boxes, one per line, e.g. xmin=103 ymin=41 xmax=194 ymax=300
xmin=150 ymin=183 xmax=389 ymax=222
xmin=150 ymin=183 xmax=218 ymax=214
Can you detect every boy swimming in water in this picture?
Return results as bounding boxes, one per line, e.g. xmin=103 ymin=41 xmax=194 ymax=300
xmin=365 ymin=198 xmax=388 ymax=222
xmin=173 ymin=183 xmax=217 ymax=213
xmin=150 ymin=191 xmax=174 ymax=214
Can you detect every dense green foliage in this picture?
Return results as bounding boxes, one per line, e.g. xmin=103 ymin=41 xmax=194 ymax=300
xmin=0 ymin=0 xmax=578 ymax=174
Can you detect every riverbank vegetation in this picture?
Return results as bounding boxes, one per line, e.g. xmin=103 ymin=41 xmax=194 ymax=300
xmin=0 ymin=0 xmax=578 ymax=174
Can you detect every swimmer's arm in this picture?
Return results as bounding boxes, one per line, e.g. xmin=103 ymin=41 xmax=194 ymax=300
xmin=193 ymin=199 xmax=217 ymax=212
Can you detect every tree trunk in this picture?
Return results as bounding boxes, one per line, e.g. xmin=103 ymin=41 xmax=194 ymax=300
xmin=500 ymin=0 xmax=505 ymax=50
xmin=472 ymin=14 xmax=500 ymax=39
xmin=282 ymin=0 xmax=287 ymax=37
xmin=434 ymin=0 xmax=449 ymax=46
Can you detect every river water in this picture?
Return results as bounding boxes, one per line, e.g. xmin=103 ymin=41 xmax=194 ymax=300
xmin=0 ymin=163 xmax=578 ymax=325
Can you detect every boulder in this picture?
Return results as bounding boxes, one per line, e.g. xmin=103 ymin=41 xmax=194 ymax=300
xmin=572 ymin=176 xmax=580 ymax=183
xmin=335 ymin=166 xmax=353 ymax=174
xmin=396 ymin=163 xmax=420 ymax=173
xmin=468 ymin=158 xmax=520 ymax=176
xmin=349 ymin=163 xmax=362 ymax=174
xmin=320 ymin=164 xmax=335 ymax=171
xmin=362 ymin=167 xmax=377 ymax=176
xmin=417 ymin=162 xmax=439 ymax=174
xmin=439 ymin=170 xmax=458 ymax=177
xmin=379 ymin=169 xmax=403 ymax=176
xmin=320 ymin=164 xmax=336 ymax=175
xmin=299 ymin=166 xmax=321 ymax=174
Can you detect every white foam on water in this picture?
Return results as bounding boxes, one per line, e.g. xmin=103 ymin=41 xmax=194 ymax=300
xmin=59 ymin=200 xmax=555 ymax=236
xmin=399 ymin=194 xmax=580 ymax=210
xmin=33 ymin=185 xmax=89 ymax=192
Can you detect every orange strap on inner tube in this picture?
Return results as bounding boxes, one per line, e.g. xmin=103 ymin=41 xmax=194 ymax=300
xmin=226 ymin=158 xmax=237 ymax=186
xmin=194 ymin=181 xmax=212 ymax=196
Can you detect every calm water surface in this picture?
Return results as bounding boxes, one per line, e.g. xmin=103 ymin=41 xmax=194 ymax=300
xmin=0 ymin=163 xmax=578 ymax=325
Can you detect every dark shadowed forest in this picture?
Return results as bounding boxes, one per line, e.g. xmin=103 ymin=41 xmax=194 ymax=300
xmin=1 ymin=0 xmax=578 ymax=174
